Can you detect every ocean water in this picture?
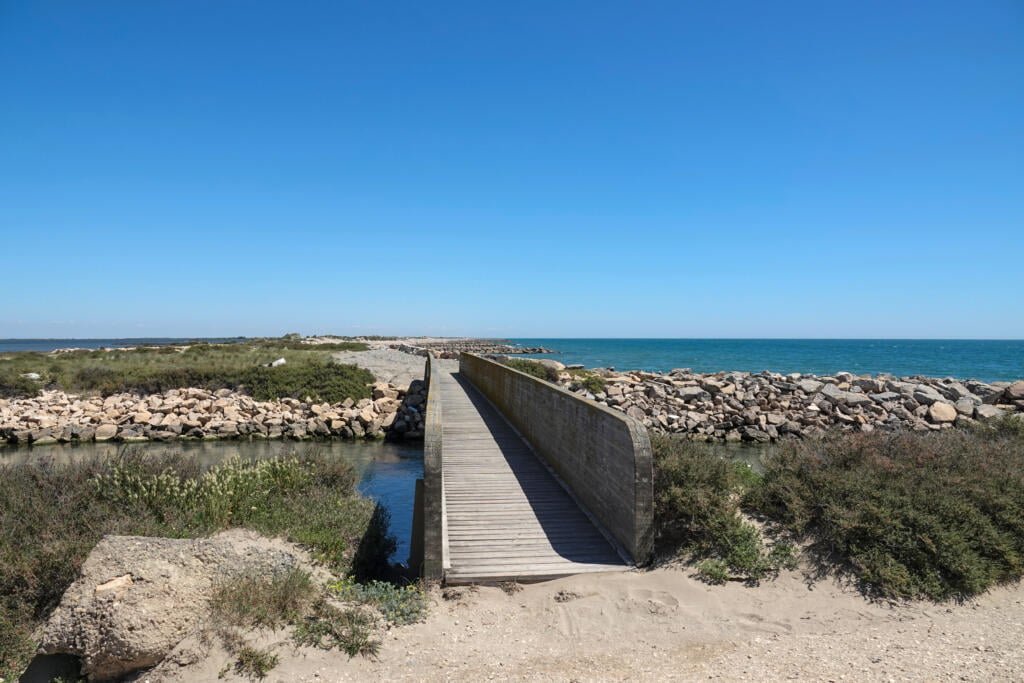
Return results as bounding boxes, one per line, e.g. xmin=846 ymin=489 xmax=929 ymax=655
xmin=510 ymin=339 xmax=1024 ymax=383
xmin=0 ymin=337 xmax=246 ymax=353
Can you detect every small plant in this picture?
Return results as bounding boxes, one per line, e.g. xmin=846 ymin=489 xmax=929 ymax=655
xmin=498 ymin=581 xmax=522 ymax=595
xmin=553 ymin=589 xmax=579 ymax=603
xmin=329 ymin=578 xmax=428 ymax=626
xmin=696 ymin=559 xmax=730 ymax=584
xmin=209 ymin=568 xmax=315 ymax=630
xmin=579 ymin=374 xmax=606 ymax=394
xmin=293 ymin=602 xmax=381 ymax=658
xmin=233 ymin=645 xmax=278 ymax=680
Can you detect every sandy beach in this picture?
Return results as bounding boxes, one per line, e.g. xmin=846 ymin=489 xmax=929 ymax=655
xmin=147 ymin=566 xmax=1024 ymax=682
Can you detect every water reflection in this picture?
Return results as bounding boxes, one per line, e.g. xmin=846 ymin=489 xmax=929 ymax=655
xmin=0 ymin=439 xmax=425 ymax=564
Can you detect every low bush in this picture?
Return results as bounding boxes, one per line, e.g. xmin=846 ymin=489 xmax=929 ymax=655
xmin=240 ymin=361 xmax=373 ymax=403
xmin=232 ymin=645 xmax=278 ymax=681
xmin=499 ymin=358 xmax=560 ymax=383
xmin=578 ymin=374 xmax=606 ymax=394
xmin=652 ymin=435 xmax=794 ymax=583
xmin=293 ymin=601 xmax=381 ymax=657
xmin=0 ymin=365 xmax=41 ymax=398
xmin=564 ymin=368 xmax=606 ymax=394
xmin=749 ymin=421 xmax=1024 ymax=600
xmin=329 ymin=577 xmax=428 ymax=626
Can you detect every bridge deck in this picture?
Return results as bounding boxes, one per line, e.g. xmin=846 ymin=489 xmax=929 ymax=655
xmin=438 ymin=368 xmax=627 ymax=583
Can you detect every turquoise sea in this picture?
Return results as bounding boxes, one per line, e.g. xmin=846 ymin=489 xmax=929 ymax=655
xmin=510 ymin=339 xmax=1024 ymax=383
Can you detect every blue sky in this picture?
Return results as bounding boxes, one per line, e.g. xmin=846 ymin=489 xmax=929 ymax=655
xmin=1 ymin=1 xmax=1021 ymax=339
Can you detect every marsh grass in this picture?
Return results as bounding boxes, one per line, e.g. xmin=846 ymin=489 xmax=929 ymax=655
xmin=0 ymin=449 xmax=390 ymax=679
xmin=0 ymin=340 xmax=373 ymax=402
xmin=209 ymin=569 xmax=316 ymax=631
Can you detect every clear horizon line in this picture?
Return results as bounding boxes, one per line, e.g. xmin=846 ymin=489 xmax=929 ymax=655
xmin=3 ymin=335 xmax=1024 ymax=342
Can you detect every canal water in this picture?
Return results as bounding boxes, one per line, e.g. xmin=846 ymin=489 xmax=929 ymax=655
xmin=0 ymin=439 xmax=425 ymax=565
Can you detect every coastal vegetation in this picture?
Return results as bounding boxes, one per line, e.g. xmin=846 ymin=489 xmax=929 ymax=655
xmin=208 ymin=565 xmax=427 ymax=676
xmin=749 ymin=417 xmax=1024 ymax=600
xmin=497 ymin=357 xmax=607 ymax=393
xmin=653 ymin=416 xmax=1024 ymax=600
xmin=652 ymin=435 xmax=796 ymax=584
xmin=0 ymin=448 xmax=395 ymax=679
xmin=565 ymin=367 xmax=607 ymax=394
xmin=0 ymin=340 xmax=373 ymax=402
xmin=498 ymin=357 xmax=560 ymax=382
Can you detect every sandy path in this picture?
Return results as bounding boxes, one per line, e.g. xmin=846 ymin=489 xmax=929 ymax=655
xmin=331 ymin=348 xmax=436 ymax=389
xmin=156 ymin=567 xmax=1024 ymax=682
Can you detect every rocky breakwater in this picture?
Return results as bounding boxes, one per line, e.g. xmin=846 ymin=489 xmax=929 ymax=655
xmin=546 ymin=362 xmax=1024 ymax=443
xmin=392 ymin=339 xmax=553 ymax=359
xmin=0 ymin=379 xmax=428 ymax=446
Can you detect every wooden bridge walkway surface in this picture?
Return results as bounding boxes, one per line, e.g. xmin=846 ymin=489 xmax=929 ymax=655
xmin=437 ymin=367 xmax=627 ymax=583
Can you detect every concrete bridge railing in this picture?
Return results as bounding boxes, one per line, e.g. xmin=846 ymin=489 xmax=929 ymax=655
xmin=421 ymin=353 xmax=446 ymax=579
xmin=459 ymin=353 xmax=654 ymax=564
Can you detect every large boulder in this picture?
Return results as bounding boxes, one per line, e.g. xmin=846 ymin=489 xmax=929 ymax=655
xmin=536 ymin=359 xmax=566 ymax=372
xmin=39 ymin=530 xmax=311 ymax=681
xmin=975 ymin=404 xmax=1005 ymax=420
xmin=1003 ymin=381 xmax=1024 ymax=402
xmin=927 ymin=402 xmax=958 ymax=424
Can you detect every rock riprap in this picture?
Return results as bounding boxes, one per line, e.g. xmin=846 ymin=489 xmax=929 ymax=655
xmin=392 ymin=340 xmax=553 ymax=359
xmin=0 ymin=379 xmax=428 ymax=445
xmin=546 ymin=366 xmax=1024 ymax=443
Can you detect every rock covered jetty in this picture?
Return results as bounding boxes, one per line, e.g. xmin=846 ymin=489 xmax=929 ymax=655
xmin=392 ymin=339 xmax=552 ymax=359
xmin=542 ymin=362 xmax=1024 ymax=442
xmin=0 ymin=379 xmax=427 ymax=446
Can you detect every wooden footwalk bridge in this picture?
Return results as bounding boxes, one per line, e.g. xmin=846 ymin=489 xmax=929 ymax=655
xmin=413 ymin=353 xmax=653 ymax=585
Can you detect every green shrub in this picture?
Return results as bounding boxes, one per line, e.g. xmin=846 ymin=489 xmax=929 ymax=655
xmin=240 ymin=361 xmax=373 ymax=403
xmin=500 ymin=358 xmax=559 ymax=383
xmin=0 ymin=367 xmax=40 ymax=398
xmin=329 ymin=577 xmax=428 ymax=626
xmin=652 ymin=435 xmax=791 ymax=583
xmin=696 ymin=559 xmax=729 ymax=584
xmin=293 ymin=602 xmax=381 ymax=657
xmin=579 ymin=374 xmax=606 ymax=394
xmin=749 ymin=427 xmax=1024 ymax=600
xmin=233 ymin=645 xmax=278 ymax=680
